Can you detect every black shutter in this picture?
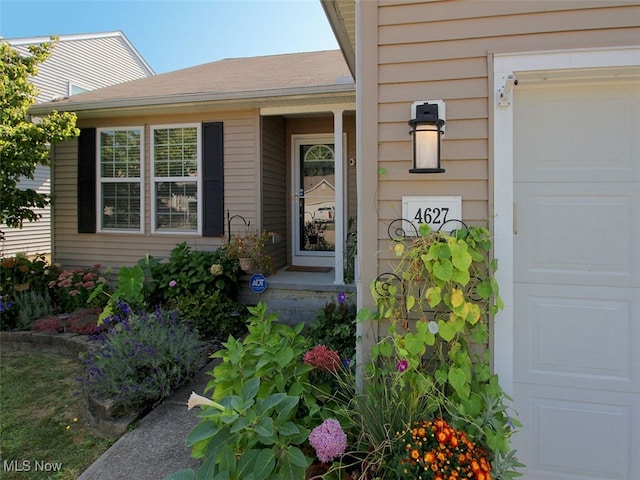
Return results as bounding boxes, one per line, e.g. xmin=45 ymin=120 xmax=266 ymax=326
xmin=202 ymin=122 xmax=224 ymax=237
xmin=77 ymin=128 xmax=96 ymax=233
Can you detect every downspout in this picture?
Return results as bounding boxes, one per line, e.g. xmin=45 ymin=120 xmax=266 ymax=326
xmin=333 ymin=109 xmax=345 ymax=285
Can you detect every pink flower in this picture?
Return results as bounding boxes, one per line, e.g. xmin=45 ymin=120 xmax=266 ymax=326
xmin=69 ymin=290 xmax=80 ymax=297
xmin=397 ymin=359 xmax=409 ymax=372
xmin=309 ymin=419 xmax=347 ymax=463
xmin=169 ymin=280 xmax=177 ymax=287
xmin=304 ymin=345 xmax=341 ymax=372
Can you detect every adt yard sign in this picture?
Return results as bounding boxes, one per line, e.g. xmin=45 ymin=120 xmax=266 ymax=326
xmin=249 ymin=273 xmax=267 ymax=294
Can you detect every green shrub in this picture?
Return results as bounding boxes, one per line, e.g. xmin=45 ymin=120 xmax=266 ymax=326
xmin=48 ymin=264 xmax=109 ymax=313
xmin=82 ymin=306 xmax=206 ymax=411
xmin=139 ymin=242 xmax=240 ymax=307
xmin=0 ymin=253 xmax=58 ymax=297
xmin=12 ymin=289 xmax=55 ymax=330
xmin=170 ymin=303 xmax=328 ymax=480
xmin=306 ymin=297 xmax=357 ymax=363
xmin=171 ymin=290 xmax=248 ymax=341
xmin=0 ymin=253 xmax=60 ymax=330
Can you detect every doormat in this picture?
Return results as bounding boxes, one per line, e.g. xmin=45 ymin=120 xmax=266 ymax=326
xmin=285 ymin=265 xmax=332 ymax=273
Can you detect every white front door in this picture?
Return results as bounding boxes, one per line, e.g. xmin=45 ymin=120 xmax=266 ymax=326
xmin=512 ymin=76 xmax=639 ymax=478
xmin=292 ymin=135 xmax=336 ymax=267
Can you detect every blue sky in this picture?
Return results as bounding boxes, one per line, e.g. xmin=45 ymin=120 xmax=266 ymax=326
xmin=0 ymin=0 xmax=339 ymax=73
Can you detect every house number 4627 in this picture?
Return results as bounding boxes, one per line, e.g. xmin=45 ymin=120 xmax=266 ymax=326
xmin=414 ymin=207 xmax=449 ymax=224
xmin=402 ymin=196 xmax=462 ymax=234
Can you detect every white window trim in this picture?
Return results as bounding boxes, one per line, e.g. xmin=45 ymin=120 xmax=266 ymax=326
xmin=68 ymin=80 xmax=92 ymax=96
xmin=492 ymin=46 xmax=640 ymax=398
xmin=96 ymin=126 xmax=145 ymax=234
xmin=150 ymin=123 xmax=202 ymax=235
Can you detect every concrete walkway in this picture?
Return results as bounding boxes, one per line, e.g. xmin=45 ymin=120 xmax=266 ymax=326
xmin=78 ymin=361 xmax=217 ymax=480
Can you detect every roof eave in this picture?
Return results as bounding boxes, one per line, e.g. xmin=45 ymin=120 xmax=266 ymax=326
xmin=29 ymin=83 xmax=356 ymax=117
xmin=320 ymin=0 xmax=356 ymax=77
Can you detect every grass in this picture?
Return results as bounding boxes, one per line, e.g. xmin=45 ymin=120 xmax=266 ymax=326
xmin=0 ymin=352 xmax=116 ymax=480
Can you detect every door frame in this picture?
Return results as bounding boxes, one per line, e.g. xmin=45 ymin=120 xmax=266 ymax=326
xmin=291 ymin=133 xmax=347 ymax=267
xmin=492 ymin=46 xmax=640 ymax=397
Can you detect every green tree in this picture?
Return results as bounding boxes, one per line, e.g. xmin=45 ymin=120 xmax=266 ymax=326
xmin=0 ymin=37 xmax=79 ymax=231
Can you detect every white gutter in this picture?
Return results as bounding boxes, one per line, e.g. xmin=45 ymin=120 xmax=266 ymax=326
xmin=29 ymin=83 xmax=356 ymax=116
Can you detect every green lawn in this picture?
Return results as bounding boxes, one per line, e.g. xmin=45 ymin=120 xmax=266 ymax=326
xmin=0 ymin=352 xmax=116 ymax=480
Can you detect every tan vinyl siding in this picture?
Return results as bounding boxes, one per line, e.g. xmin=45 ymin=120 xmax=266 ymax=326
xmin=370 ymin=0 xmax=640 ymax=277
xmin=52 ymin=111 xmax=259 ymax=271
xmin=261 ymin=116 xmax=288 ymax=269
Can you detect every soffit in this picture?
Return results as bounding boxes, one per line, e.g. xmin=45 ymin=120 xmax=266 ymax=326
xmin=321 ymin=0 xmax=356 ymax=77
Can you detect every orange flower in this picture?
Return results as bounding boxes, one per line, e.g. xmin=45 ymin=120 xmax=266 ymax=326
xmin=410 ymin=449 xmax=420 ymax=460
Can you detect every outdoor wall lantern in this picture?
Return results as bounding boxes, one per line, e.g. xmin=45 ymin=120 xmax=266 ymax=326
xmin=409 ymin=100 xmax=446 ymax=173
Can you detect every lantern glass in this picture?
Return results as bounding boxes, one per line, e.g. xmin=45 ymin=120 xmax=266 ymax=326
xmin=414 ymin=124 xmax=440 ymax=170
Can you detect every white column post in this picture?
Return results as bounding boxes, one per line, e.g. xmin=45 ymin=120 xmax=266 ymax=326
xmin=333 ymin=109 xmax=345 ymax=285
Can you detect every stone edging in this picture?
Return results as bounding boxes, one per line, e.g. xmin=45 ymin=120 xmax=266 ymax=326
xmin=0 ymin=331 xmax=140 ymax=436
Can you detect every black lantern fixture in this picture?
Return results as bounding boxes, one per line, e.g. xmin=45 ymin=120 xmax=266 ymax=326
xmin=409 ymin=101 xmax=445 ymax=173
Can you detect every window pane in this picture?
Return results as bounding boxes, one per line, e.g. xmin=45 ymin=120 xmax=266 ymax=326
xmin=101 ymin=182 xmax=141 ymax=230
xmin=99 ymin=128 xmax=142 ymax=231
xmin=155 ymin=181 xmax=197 ymax=232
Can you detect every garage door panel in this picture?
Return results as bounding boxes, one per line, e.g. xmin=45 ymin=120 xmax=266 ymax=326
xmin=514 ymin=82 xmax=640 ymax=184
xmin=514 ymin=284 xmax=638 ymax=392
xmin=512 ymin=384 xmax=638 ymax=480
xmin=514 ymin=182 xmax=639 ymax=287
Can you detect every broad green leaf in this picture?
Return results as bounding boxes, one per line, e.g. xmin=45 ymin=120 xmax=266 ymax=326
xmin=438 ymin=319 xmax=457 ymax=342
xmin=117 ymin=264 xmax=145 ymax=301
xmin=230 ymin=416 xmax=250 ymax=434
xmin=274 ymin=395 xmax=299 ymax=419
xmin=448 ymin=366 xmax=470 ymax=399
xmin=254 ymin=416 xmax=274 ymax=439
xmin=242 ymin=377 xmax=260 ymax=401
xmin=278 ymin=421 xmax=301 ymax=437
xmin=217 ymin=444 xmax=236 ymax=475
xmin=165 ymin=469 xmax=195 ymax=480
xmin=451 ymin=268 xmax=470 ymax=286
xmin=406 ymin=294 xmax=416 ymax=311
xmin=404 ymin=332 xmax=425 ymax=356
xmin=252 ymin=448 xmax=277 ymax=480
xmin=186 ymin=421 xmax=219 ymax=446
xmin=450 ymin=239 xmax=472 ymax=271
xmin=275 ymin=347 xmax=294 ymax=368
xmin=476 ymin=279 xmax=492 ymax=299
xmin=432 ymin=258 xmax=453 ymax=281
xmin=287 ymin=446 xmax=313 ymax=468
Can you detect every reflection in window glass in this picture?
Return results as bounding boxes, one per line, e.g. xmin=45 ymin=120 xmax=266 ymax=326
xmin=98 ymin=128 xmax=143 ymax=231
xmin=152 ymin=125 xmax=200 ymax=233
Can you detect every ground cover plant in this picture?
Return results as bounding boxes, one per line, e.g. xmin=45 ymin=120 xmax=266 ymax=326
xmin=82 ymin=305 xmax=208 ymax=411
xmin=0 ymin=352 xmax=115 ymax=480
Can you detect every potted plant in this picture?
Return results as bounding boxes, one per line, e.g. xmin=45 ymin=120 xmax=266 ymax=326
xmin=224 ymin=229 xmax=275 ymax=275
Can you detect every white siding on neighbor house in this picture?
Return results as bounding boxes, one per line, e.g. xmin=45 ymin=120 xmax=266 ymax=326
xmin=1 ymin=32 xmax=153 ymax=259
xmin=10 ymin=33 xmax=153 ymax=103
xmin=0 ymin=165 xmax=51 ymax=257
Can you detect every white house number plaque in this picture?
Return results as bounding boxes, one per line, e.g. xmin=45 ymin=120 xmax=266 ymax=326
xmin=402 ymin=196 xmax=462 ymax=234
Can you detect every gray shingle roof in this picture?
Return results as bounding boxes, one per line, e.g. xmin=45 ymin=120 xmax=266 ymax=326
xmin=45 ymin=49 xmax=352 ymax=107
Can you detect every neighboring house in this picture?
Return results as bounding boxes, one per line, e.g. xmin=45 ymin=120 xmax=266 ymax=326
xmin=321 ymin=1 xmax=639 ymax=479
xmin=1 ymin=31 xmax=154 ymax=257
xmin=28 ymin=2 xmax=639 ymax=478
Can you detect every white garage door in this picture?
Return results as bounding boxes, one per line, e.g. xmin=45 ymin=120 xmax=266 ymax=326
xmin=513 ymin=77 xmax=639 ymax=479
